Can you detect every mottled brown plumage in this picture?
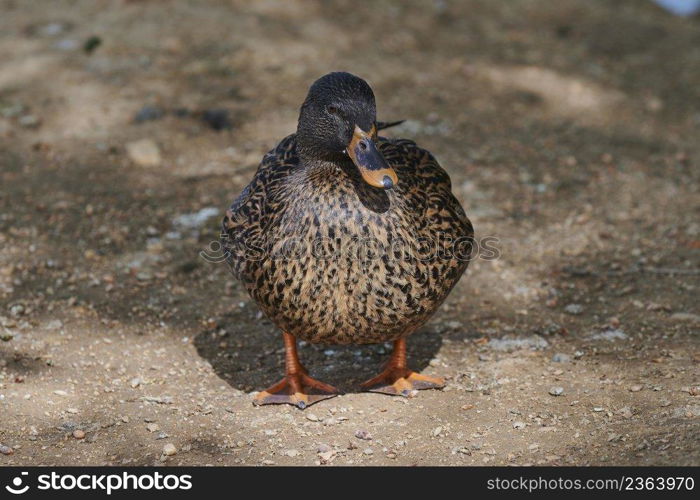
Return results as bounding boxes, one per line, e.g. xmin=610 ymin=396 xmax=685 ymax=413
xmin=221 ymin=72 xmax=473 ymax=408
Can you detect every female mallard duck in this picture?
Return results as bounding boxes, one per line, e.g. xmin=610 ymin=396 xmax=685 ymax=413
xmin=222 ymin=72 xmax=473 ymax=408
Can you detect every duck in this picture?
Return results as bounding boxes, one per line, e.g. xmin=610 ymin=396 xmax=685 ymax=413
xmin=222 ymin=72 xmax=474 ymax=409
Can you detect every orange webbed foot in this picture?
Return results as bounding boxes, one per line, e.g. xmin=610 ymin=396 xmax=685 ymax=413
xmin=361 ymin=367 xmax=444 ymax=397
xmin=254 ymin=371 xmax=339 ymax=409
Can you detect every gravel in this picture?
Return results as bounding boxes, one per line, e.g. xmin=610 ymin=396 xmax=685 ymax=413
xmin=564 ymin=304 xmax=584 ymax=315
xmin=551 ymin=353 xmax=571 ymax=363
xmin=354 ymin=430 xmax=372 ymax=440
xmin=125 ymin=139 xmax=162 ymax=167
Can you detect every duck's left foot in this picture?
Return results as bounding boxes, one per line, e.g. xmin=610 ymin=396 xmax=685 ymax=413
xmin=361 ymin=367 xmax=444 ymax=396
xmin=361 ymin=337 xmax=445 ymax=397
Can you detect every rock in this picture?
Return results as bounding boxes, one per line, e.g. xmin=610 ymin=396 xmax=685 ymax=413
xmin=134 ymin=106 xmax=165 ymax=123
xmin=0 ymin=444 xmax=13 ymax=455
xmin=317 ymin=443 xmax=332 ymax=454
xmin=140 ymin=396 xmax=173 ymax=405
xmin=564 ymin=303 xmax=584 ymax=315
xmin=488 ymin=335 xmax=549 ymax=352
xmin=126 ymin=139 xmax=161 ymax=167
xmin=306 ymin=414 xmax=319 ymax=422
xmin=629 ymin=384 xmax=643 ymax=392
xmin=363 ymin=448 xmax=374 ymax=455
xmin=201 ymin=109 xmax=232 ymax=130
xmin=18 ymin=115 xmax=41 ymax=128
xmin=83 ymin=35 xmax=102 ymax=54
xmin=589 ymin=328 xmax=628 ymax=341
xmin=284 ymin=449 xmax=299 ymax=457
xmin=551 ymin=353 xmax=571 ymax=363
xmin=618 ymin=407 xmax=633 ymax=418
xmin=354 ymin=429 xmax=372 ymax=440
xmin=432 ymin=426 xmax=443 ymax=437
xmin=72 ymin=429 xmax=85 ymax=439
xmin=46 ymin=319 xmax=63 ymax=330
xmin=172 ymin=207 xmax=219 ymax=231
xmin=146 ymin=423 xmax=159 ymax=433
xmin=54 ymin=39 xmax=79 ymax=51
xmin=549 ymin=386 xmax=565 ymax=396
xmin=670 ymin=313 xmax=700 ymax=323
xmin=513 ymin=421 xmax=526 ymax=429
xmin=37 ymin=22 xmax=69 ymax=37
xmin=162 ymin=443 xmax=177 ymax=456
xmin=9 ymin=304 xmax=25 ymax=317
xmin=672 ymin=406 xmax=700 ymax=418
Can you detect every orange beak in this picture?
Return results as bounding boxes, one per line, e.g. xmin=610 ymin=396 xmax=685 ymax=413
xmin=346 ymin=125 xmax=398 ymax=189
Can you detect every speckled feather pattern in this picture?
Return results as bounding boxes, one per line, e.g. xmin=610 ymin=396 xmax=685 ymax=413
xmin=222 ymin=134 xmax=473 ymax=344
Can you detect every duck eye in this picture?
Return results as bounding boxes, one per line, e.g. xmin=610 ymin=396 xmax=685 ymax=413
xmin=327 ymin=105 xmax=338 ymax=115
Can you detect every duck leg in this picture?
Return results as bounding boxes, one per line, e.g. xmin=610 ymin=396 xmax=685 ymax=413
xmin=254 ymin=331 xmax=338 ymax=409
xmin=361 ymin=337 xmax=445 ymax=396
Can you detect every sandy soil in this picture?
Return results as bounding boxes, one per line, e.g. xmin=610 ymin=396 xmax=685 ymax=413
xmin=0 ymin=0 xmax=698 ymax=466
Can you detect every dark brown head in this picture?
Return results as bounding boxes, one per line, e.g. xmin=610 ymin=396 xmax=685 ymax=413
xmin=296 ymin=72 xmax=397 ymax=190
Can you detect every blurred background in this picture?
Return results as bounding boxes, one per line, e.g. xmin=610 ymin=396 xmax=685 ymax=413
xmin=0 ymin=0 xmax=698 ymax=466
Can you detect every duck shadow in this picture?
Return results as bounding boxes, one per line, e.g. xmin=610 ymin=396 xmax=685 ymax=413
xmin=194 ymin=312 xmax=443 ymax=394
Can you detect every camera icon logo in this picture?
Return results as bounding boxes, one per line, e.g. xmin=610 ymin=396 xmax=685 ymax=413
xmin=5 ymin=472 xmax=30 ymax=495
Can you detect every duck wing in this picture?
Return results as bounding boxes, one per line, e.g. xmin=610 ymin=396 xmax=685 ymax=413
xmin=221 ymin=134 xmax=299 ymax=279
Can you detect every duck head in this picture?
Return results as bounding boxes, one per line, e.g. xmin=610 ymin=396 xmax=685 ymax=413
xmin=297 ymin=72 xmax=398 ymax=190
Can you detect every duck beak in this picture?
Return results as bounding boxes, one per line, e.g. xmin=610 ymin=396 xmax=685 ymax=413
xmin=346 ymin=125 xmax=398 ymax=189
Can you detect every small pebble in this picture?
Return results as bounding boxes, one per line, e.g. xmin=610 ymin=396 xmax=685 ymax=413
xmin=513 ymin=421 xmax=526 ymax=429
xmin=134 ymin=106 xmax=165 ymax=123
xmin=363 ymin=448 xmax=374 ymax=455
xmin=72 ymin=429 xmax=85 ymax=439
xmin=9 ymin=304 xmax=25 ymax=317
xmin=18 ymin=115 xmax=41 ymax=128
xmin=0 ymin=444 xmax=14 ymax=455
xmin=629 ymin=384 xmax=643 ymax=392
xmin=551 ymin=353 xmax=571 ymax=363
xmin=564 ymin=304 xmax=583 ymax=315
xmin=549 ymin=386 xmax=564 ymax=396
xmin=354 ymin=429 xmax=372 ymax=440
xmin=162 ymin=443 xmax=177 ymax=456
xmin=201 ymin=109 xmax=232 ymax=130
xmin=125 ymin=139 xmax=161 ymax=167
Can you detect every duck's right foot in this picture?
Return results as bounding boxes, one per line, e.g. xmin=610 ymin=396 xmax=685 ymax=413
xmin=254 ymin=371 xmax=338 ymax=409
xmin=253 ymin=331 xmax=338 ymax=409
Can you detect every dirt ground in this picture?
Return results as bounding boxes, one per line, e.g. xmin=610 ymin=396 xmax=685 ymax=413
xmin=1 ymin=0 xmax=698 ymax=466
